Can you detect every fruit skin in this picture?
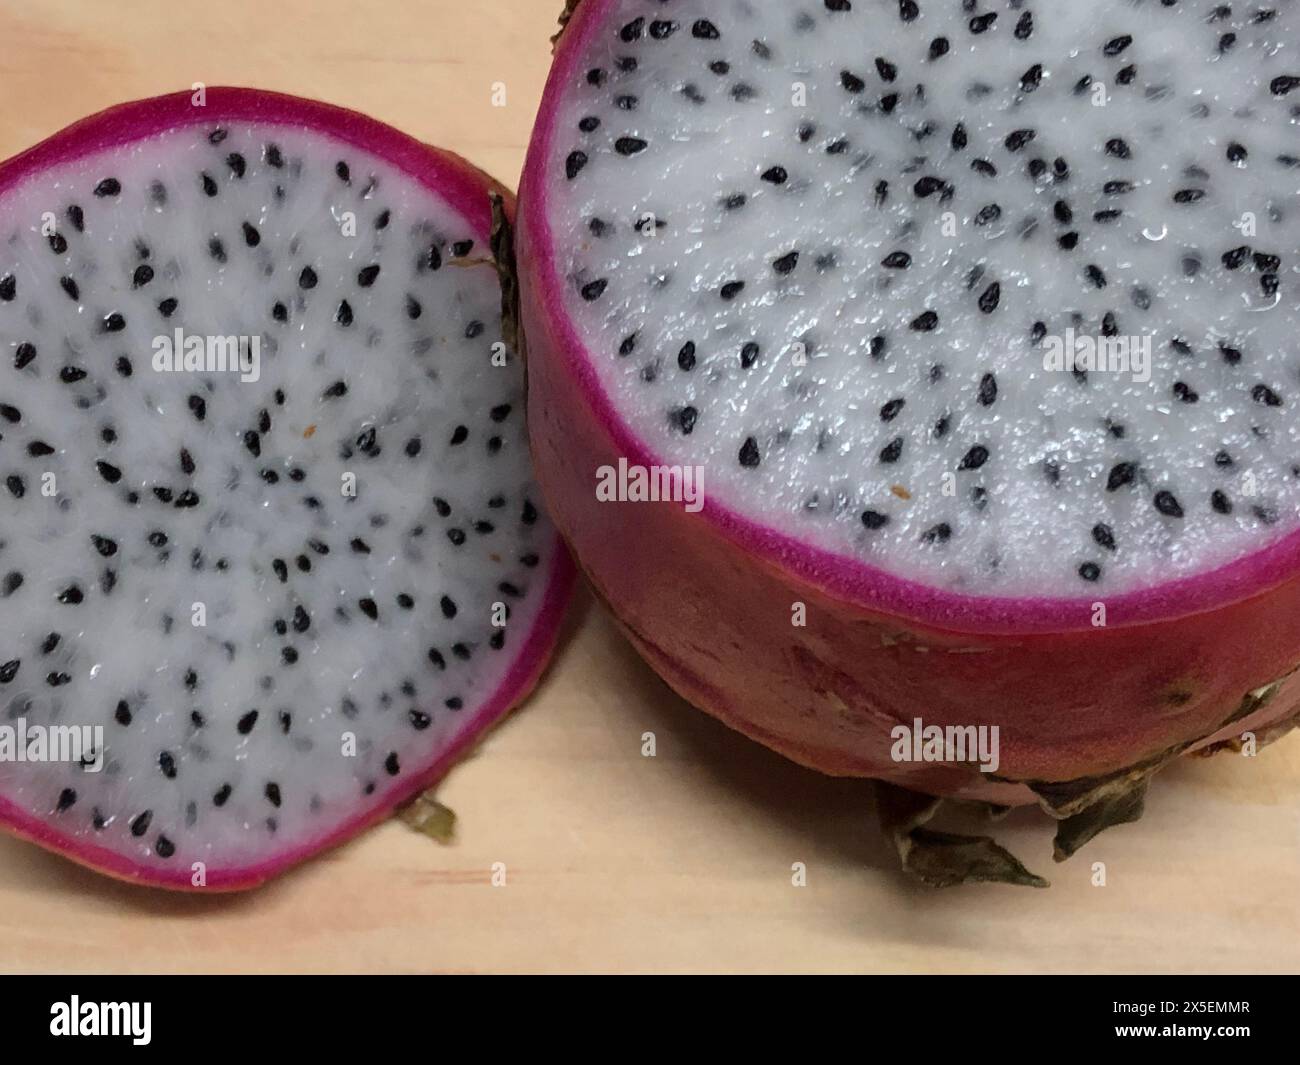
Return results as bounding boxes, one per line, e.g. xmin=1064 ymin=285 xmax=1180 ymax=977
xmin=0 ymin=88 xmax=577 ymax=891
xmin=517 ymin=0 xmax=1300 ymax=809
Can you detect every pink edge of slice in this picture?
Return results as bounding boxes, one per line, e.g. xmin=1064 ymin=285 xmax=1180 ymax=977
xmin=0 ymin=88 xmax=577 ymax=891
xmin=520 ymin=0 xmax=1300 ymax=637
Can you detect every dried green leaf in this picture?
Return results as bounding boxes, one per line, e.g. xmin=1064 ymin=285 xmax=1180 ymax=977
xmin=399 ymin=793 xmax=458 ymax=845
xmin=1051 ymin=778 xmax=1147 ymax=862
xmin=874 ymin=782 xmax=1048 ymax=889
xmin=489 ymin=192 xmax=520 ymax=360
xmin=553 ymin=0 xmax=585 ymax=48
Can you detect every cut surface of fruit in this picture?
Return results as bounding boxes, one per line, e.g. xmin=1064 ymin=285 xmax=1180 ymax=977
xmin=534 ymin=0 xmax=1300 ymax=603
xmin=0 ymin=89 xmax=573 ymax=889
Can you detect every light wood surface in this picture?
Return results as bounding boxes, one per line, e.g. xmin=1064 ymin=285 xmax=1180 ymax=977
xmin=1 ymin=0 xmax=1297 ymax=974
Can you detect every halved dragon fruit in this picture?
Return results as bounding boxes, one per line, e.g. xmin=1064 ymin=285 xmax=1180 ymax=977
xmin=517 ymin=0 xmax=1300 ymax=883
xmin=0 ymin=89 xmax=574 ymax=890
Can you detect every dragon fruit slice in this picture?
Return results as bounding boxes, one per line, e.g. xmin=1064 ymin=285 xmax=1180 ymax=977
xmin=0 ymin=89 xmax=574 ymax=890
xmin=517 ymin=1 xmax=1300 ymax=882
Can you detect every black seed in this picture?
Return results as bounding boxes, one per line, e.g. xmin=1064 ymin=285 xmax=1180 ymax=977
xmin=101 ymin=312 xmax=126 ymax=333
xmin=1079 ymin=562 xmax=1102 ymax=582
xmin=336 ymin=300 xmax=353 ymax=326
xmin=265 ymin=782 xmax=282 ymax=808
xmin=14 ymin=342 xmax=37 ymax=370
xmin=0 ymin=660 xmax=18 ymax=683
xmin=1154 ymin=490 xmax=1184 ymax=518
xmin=929 ymin=36 xmax=950 ymax=60
xmin=978 ymin=282 xmax=1001 ymax=313
xmin=237 ymin=709 xmax=259 ymax=735
xmin=95 ymin=461 xmax=122 ymax=484
xmin=359 ymin=598 xmax=379 ymax=621
xmin=959 ymin=445 xmax=989 ymax=471
xmin=1005 ymin=129 xmax=1036 ymax=152
xmin=581 ymin=279 xmax=608 ymax=301
xmin=130 ymin=810 xmax=152 ymax=837
xmin=1021 ymin=64 xmax=1043 ymax=91
xmin=1107 ymin=462 xmax=1137 ymax=491
xmin=1252 ymin=384 xmax=1283 ymax=407
xmin=861 ymin=510 xmax=890 ymax=530
xmin=94 ymin=177 xmax=121 ymax=197
xmin=1015 ymin=11 xmax=1033 ymax=39
xmin=213 ymin=783 xmax=232 ymax=807
xmin=880 ymin=437 xmax=904 ymax=463
xmin=1222 ymin=246 xmax=1251 ymax=271
xmin=1173 ymin=381 xmax=1200 ymax=403
xmin=41 ymin=632 xmax=60 ymax=654
xmin=881 ymin=251 xmax=911 ymax=269
xmin=1254 ymin=252 xmax=1282 ymax=273
xmin=1105 ymin=180 xmax=1134 ymax=195
xmin=738 ymin=436 xmax=761 ymax=468
xmin=1226 ymin=142 xmax=1247 ymax=163
xmin=761 ymin=166 xmax=788 ymax=185
xmin=1061 ymin=229 xmax=1083 ymax=248
xmin=159 ymin=751 xmax=177 ymax=779
xmin=1103 ymin=34 xmax=1133 ymax=57
xmin=335 ymin=160 xmax=352 ymax=183
xmin=56 ymin=787 xmax=77 ymax=812
xmin=880 ymin=398 xmax=906 ymax=422
xmin=615 ymin=137 xmax=648 ymax=156
xmin=773 ymin=251 xmax=800 ymax=275
xmin=840 ymin=70 xmax=865 ymax=94
xmin=677 ymin=341 xmax=697 ymax=371
xmin=242 ymin=221 xmax=261 ymax=247
xmin=450 ymin=424 xmax=469 ymax=446
xmin=1116 ymin=64 xmax=1137 ymax=85
xmin=971 ymin=158 xmax=997 ymax=177
xmin=692 ymin=18 xmax=720 ymax=39
xmin=740 ymin=341 xmax=761 ymax=368
xmin=1092 ymin=524 xmax=1117 ymax=552
xmin=1212 ymin=490 xmax=1234 ymax=515
xmin=0 ymin=275 xmax=14 ymax=301
xmin=1173 ymin=188 xmax=1205 ymax=204
xmin=1270 ymin=76 xmax=1300 ymax=97
xmin=48 ymin=232 xmax=68 ymax=255
xmin=5 ymin=476 xmax=25 ymax=499
xmin=910 ymin=310 xmax=939 ymax=332
xmin=1085 ymin=264 xmax=1107 ymax=289
xmin=1094 ymin=209 xmax=1122 ymax=223
xmin=921 ymin=523 xmax=952 ymax=544
xmin=1104 ymin=138 xmax=1132 ymax=159
xmin=440 ymin=595 xmax=458 ymax=619
xmin=158 ymin=297 xmax=178 ymax=318
xmin=298 ymin=265 xmax=318 ymax=290
xmin=565 ymin=151 xmax=588 ymax=180
xmin=977 ymin=373 xmax=998 ymax=407
xmin=720 ymin=281 xmax=745 ymax=300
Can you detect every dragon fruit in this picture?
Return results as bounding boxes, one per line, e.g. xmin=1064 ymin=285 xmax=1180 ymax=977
xmin=515 ymin=0 xmax=1300 ymax=883
xmin=0 ymin=89 xmax=574 ymax=890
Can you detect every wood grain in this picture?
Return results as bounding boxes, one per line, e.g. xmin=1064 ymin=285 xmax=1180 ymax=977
xmin=0 ymin=0 xmax=1297 ymax=974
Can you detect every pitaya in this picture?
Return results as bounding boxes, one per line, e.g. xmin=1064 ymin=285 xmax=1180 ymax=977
xmin=515 ymin=0 xmax=1300 ymax=883
xmin=0 ymin=88 xmax=574 ymax=890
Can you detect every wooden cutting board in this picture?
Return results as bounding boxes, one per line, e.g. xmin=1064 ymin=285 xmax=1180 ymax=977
xmin=1 ymin=0 xmax=1297 ymax=974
